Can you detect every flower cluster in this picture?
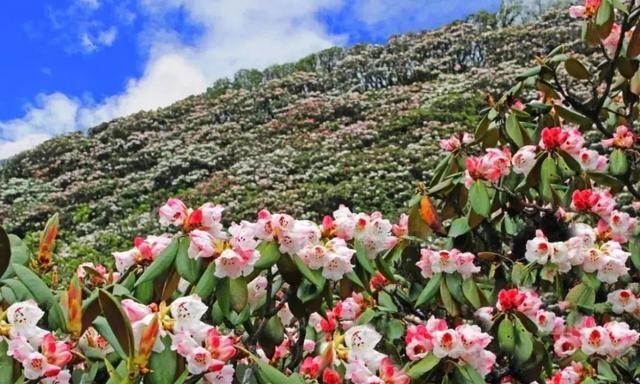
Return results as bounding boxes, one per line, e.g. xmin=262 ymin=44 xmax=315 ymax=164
xmin=554 ymin=316 xmax=639 ymax=358
xmin=405 ymin=317 xmax=495 ymax=377
xmin=525 ymin=224 xmax=631 ymax=283
xmin=416 ymin=248 xmax=480 ymax=278
xmin=463 ymin=147 xmax=512 ymax=187
xmin=112 ymin=234 xmax=172 ymax=274
xmin=4 ymin=301 xmax=72 ymax=382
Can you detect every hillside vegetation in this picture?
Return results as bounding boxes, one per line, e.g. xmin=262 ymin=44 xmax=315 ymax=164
xmin=0 ymin=11 xmax=579 ymax=275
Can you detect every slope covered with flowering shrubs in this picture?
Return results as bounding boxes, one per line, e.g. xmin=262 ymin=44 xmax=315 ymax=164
xmin=0 ymin=11 xmax=580 ymax=278
xmin=3 ymin=2 xmax=640 ymax=383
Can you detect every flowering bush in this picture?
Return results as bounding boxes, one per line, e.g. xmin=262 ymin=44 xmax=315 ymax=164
xmin=2 ymin=2 xmax=640 ymax=384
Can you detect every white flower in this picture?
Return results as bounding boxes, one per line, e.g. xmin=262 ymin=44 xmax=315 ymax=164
xmin=511 ymin=145 xmax=537 ymax=174
xmin=344 ymin=325 xmax=386 ymax=371
xmin=607 ymin=290 xmax=637 ymax=314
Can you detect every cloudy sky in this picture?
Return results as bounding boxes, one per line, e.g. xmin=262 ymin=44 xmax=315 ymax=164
xmin=0 ymin=0 xmax=499 ymax=159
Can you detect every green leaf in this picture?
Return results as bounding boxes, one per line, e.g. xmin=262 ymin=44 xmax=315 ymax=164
xmin=564 ymin=58 xmax=590 ymax=79
xmin=514 ymin=317 xmax=534 ymax=363
xmin=345 ymin=270 xmax=366 ymax=290
xmin=144 ymin=336 xmax=177 ymax=384
xmin=134 ymin=280 xmax=154 ymax=304
xmin=250 ymin=353 xmax=293 ymax=383
xmin=516 ymin=66 xmax=541 ymax=81
xmin=448 ymin=217 xmax=470 ymax=238
xmin=597 ymin=360 xmax=617 ymax=381
xmin=229 ymin=276 xmax=249 ymax=313
xmin=255 ymin=241 xmax=282 ymax=270
xmin=0 ymin=226 xmax=11 ymax=279
xmin=175 ymin=237 xmax=201 ymax=284
xmin=609 ymin=149 xmax=629 ymax=176
xmin=469 ymin=181 xmax=491 ymax=217
xmin=596 ymin=0 xmax=612 ymax=26
xmin=565 ymin=282 xmax=596 ymax=309
xmin=12 ymin=264 xmax=55 ymax=308
xmin=98 ymin=289 xmax=135 ymax=358
xmin=378 ymin=291 xmax=398 ymax=311
xmin=355 ymin=308 xmax=377 ymax=325
xmin=505 ymin=114 xmax=525 ymax=147
xmin=454 ymin=364 xmax=485 ymax=384
xmin=498 ymin=317 xmax=515 ymax=354
xmin=354 ymin=240 xmax=374 ymax=274
xmin=440 ymin=277 xmax=458 ymax=316
xmin=386 ymin=319 xmax=405 ymax=340
xmin=415 ymin=273 xmax=442 ymax=307
xmin=297 ymin=279 xmax=323 ymax=303
xmin=539 ymin=156 xmax=559 ymax=203
xmin=2 ymin=235 xmax=30 ymax=279
xmin=0 ymin=341 xmax=13 ymax=383
xmin=405 ymin=354 xmax=440 ymax=379
xmin=3 ymin=278 xmax=31 ymax=301
xmin=193 ymin=261 xmax=218 ymax=299
xmin=135 ymin=237 xmax=179 ymax=287
xmin=93 ymin=316 xmax=128 ymax=360
xmin=292 ymin=255 xmax=326 ymax=289
xmin=462 ymin=278 xmax=482 ymax=309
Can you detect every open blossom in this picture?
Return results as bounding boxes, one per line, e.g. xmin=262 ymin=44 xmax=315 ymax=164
xmin=159 ymin=198 xmax=189 ymax=227
xmin=540 ymin=127 xmax=569 ymax=151
xmin=188 ymin=229 xmax=217 ymax=259
xmin=464 ymin=148 xmax=511 ymax=187
xmin=334 ymin=293 xmax=365 ymax=324
xmin=417 ymin=248 xmax=479 ymax=278
xmin=113 ymin=234 xmax=171 ymax=273
xmin=253 ymin=210 xmax=320 ymax=255
xmin=525 ymin=230 xmax=571 ymax=272
xmin=511 ymin=145 xmax=537 ymax=174
xmin=571 ymin=188 xmax=616 ymax=219
xmin=8 ymin=333 xmax=72 ymax=380
xmin=6 ymin=300 xmax=48 ymax=347
xmin=606 ymin=210 xmax=637 ymax=243
xmin=344 ymin=325 xmax=386 ymax=371
xmin=554 ymin=330 xmax=581 ymax=358
xmin=569 ymin=0 xmax=601 ymax=18
xmin=602 ymin=125 xmax=635 ymax=148
xmin=496 ymin=289 xmax=541 ymax=316
xmin=214 ymin=248 xmax=260 ymax=279
xmin=576 ymin=148 xmax=607 ymax=172
xmin=391 ymin=213 xmax=408 ymax=238
xmin=602 ymin=24 xmax=622 ymax=55
xmin=170 ymin=295 xmax=212 ymax=341
xmin=548 ymin=362 xmax=585 ymax=384
xmin=247 ymin=276 xmax=268 ymax=309
xmin=172 ymin=327 xmax=236 ymax=377
xmin=300 ymin=237 xmax=355 ymax=281
xmin=439 ymin=135 xmax=461 ymax=152
xmin=607 ymin=289 xmax=638 ymax=314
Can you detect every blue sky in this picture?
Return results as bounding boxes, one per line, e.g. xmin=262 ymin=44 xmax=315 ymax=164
xmin=0 ymin=0 xmax=499 ymax=159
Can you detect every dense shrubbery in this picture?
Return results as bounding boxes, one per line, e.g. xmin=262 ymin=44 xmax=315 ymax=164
xmin=3 ymin=2 xmax=640 ymax=383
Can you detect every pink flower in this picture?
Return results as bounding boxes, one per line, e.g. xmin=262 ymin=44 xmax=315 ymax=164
xmin=456 ymin=324 xmax=492 ymax=354
xmin=602 ymin=125 xmax=635 ymax=148
xmin=121 ymin=299 xmax=152 ymax=323
xmin=576 ymin=148 xmax=607 ymax=172
xmin=560 ymin=128 xmax=584 ymax=156
xmin=247 ymin=276 xmax=268 ymax=310
xmin=6 ymin=300 xmax=48 ymax=346
xmin=464 ymin=148 xmax=511 ymax=187
xmin=511 ymin=145 xmax=537 ymax=175
xmin=300 ymin=356 xmax=320 ymax=379
xmin=540 ymin=127 xmax=569 ymax=151
xmin=439 ymin=135 xmax=461 ymax=152
xmin=432 ymin=329 xmax=464 ymax=358
xmin=214 ymin=248 xmax=259 ymax=279
xmin=188 ymin=229 xmax=217 ymax=259
xmin=554 ymin=330 xmax=581 ymax=357
xmin=378 ymin=357 xmax=409 ymax=384
xmin=607 ymin=289 xmax=638 ymax=314
xmin=604 ymin=321 xmax=639 ymax=357
xmin=453 ymin=250 xmax=480 ymax=278
xmin=203 ymin=365 xmax=235 ymax=384
xmin=159 ymin=198 xmax=189 ymax=227
xmin=602 ymin=24 xmax=622 ymax=55
xmin=391 ymin=213 xmax=408 ymax=237
xmin=405 ymin=324 xmax=433 ymax=361
xmin=606 ymin=210 xmax=637 ymax=243
xmin=580 ymin=325 xmax=611 ymax=355
xmin=525 ymin=230 xmax=553 ymax=264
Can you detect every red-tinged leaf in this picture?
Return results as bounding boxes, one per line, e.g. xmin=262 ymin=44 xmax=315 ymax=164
xmin=135 ymin=314 xmax=159 ymax=371
xmin=419 ymin=195 xmax=445 ymax=235
xmin=37 ymin=214 xmax=59 ymax=270
xmin=98 ymin=289 xmax=135 ymax=357
xmin=67 ymin=274 xmax=82 ymax=338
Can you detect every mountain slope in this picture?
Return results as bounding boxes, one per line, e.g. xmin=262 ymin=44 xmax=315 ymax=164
xmin=0 ymin=11 xmax=579 ymax=272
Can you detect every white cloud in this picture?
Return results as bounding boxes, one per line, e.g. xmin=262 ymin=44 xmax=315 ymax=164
xmin=80 ymin=26 xmax=118 ymax=53
xmin=97 ymin=26 xmax=118 ymax=46
xmin=1 ymin=0 xmax=347 ymax=159
xmin=0 ymin=134 xmax=52 ymax=160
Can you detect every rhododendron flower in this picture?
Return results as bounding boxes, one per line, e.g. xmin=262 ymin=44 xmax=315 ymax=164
xmin=188 ymin=229 xmax=217 ymax=259
xmin=8 ymin=333 xmax=72 ymax=380
xmin=464 ymin=148 xmax=511 ymax=187
xmin=323 ymin=368 xmax=343 ymax=384
xmin=214 ymin=248 xmax=260 ymax=279
xmin=78 ymin=327 xmax=113 ymax=357
xmin=604 ymin=321 xmax=640 ymax=357
xmin=334 ymin=293 xmax=365 ymax=324
xmin=41 ymin=370 xmax=72 ymax=384
xmin=193 ymin=203 xmax=226 ymax=237
xmin=540 ymin=127 xmax=569 ymax=151
xmin=405 ymin=324 xmax=433 ymax=361
xmin=549 ymin=362 xmax=584 ymax=384
xmin=576 ymin=148 xmax=607 ymax=172
xmin=607 ymin=289 xmax=638 ymax=314
xmin=602 ymin=125 xmax=635 ymax=148
xmin=203 ymin=365 xmax=235 ymax=384
xmin=525 ymin=230 xmax=571 ymax=272
xmin=580 ymin=324 xmax=610 ymax=356
xmin=432 ymin=329 xmax=464 ymax=358
xmin=159 ymin=198 xmax=189 ymax=227
xmin=417 ymin=248 xmax=479 ymax=278
xmin=606 ymin=210 xmax=637 ymax=243
xmin=572 ymin=188 xmax=615 ymax=218
xmin=602 ymin=24 xmax=622 ymax=55
xmin=172 ymin=327 xmax=236 ymax=376
xmin=170 ymin=295 xmax=212 ymax=341
xmin=439 ymin=135 xmax=461 ymax=152
xmin=344 ymin=325 xmax=386 ymax=371
xmin=391 ymin=213 xmax=408 ymax=237
xmin=300 ymin=237 xmax=355 ymax=281
xmin=6 ymin=300 xmax=48 ymax=347
xmin=113 ymin=234 xmax=171 ymax=273
xmin=497 ymin=289 xmax=525 ymax=312
xmin=569 ymin=0 xmax=601 ymax=18
xmin=377 ymin=357 xmax=410 ymax=384
xmin=511 ymin=145 xmax=537 ymax=174
xmin=532 ymin=310 xmax=561 ymax=335
xmin=300 ymin=356 xmax=320 ymax=378
xmin=554 ymin=330 xmax=581 ymax=358
xmin=369 ymin=272 xmax=389 ymax=291
xmin=253 ymin=210 xmax=320 ymax=255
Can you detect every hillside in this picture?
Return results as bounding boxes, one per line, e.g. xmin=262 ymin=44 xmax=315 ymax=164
xmin=0 ymin=11 xmax=580 ymax=273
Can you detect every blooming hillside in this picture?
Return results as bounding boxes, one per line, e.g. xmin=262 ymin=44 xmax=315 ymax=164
xmin=0 ymin=12 xmax=578 ymax=276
